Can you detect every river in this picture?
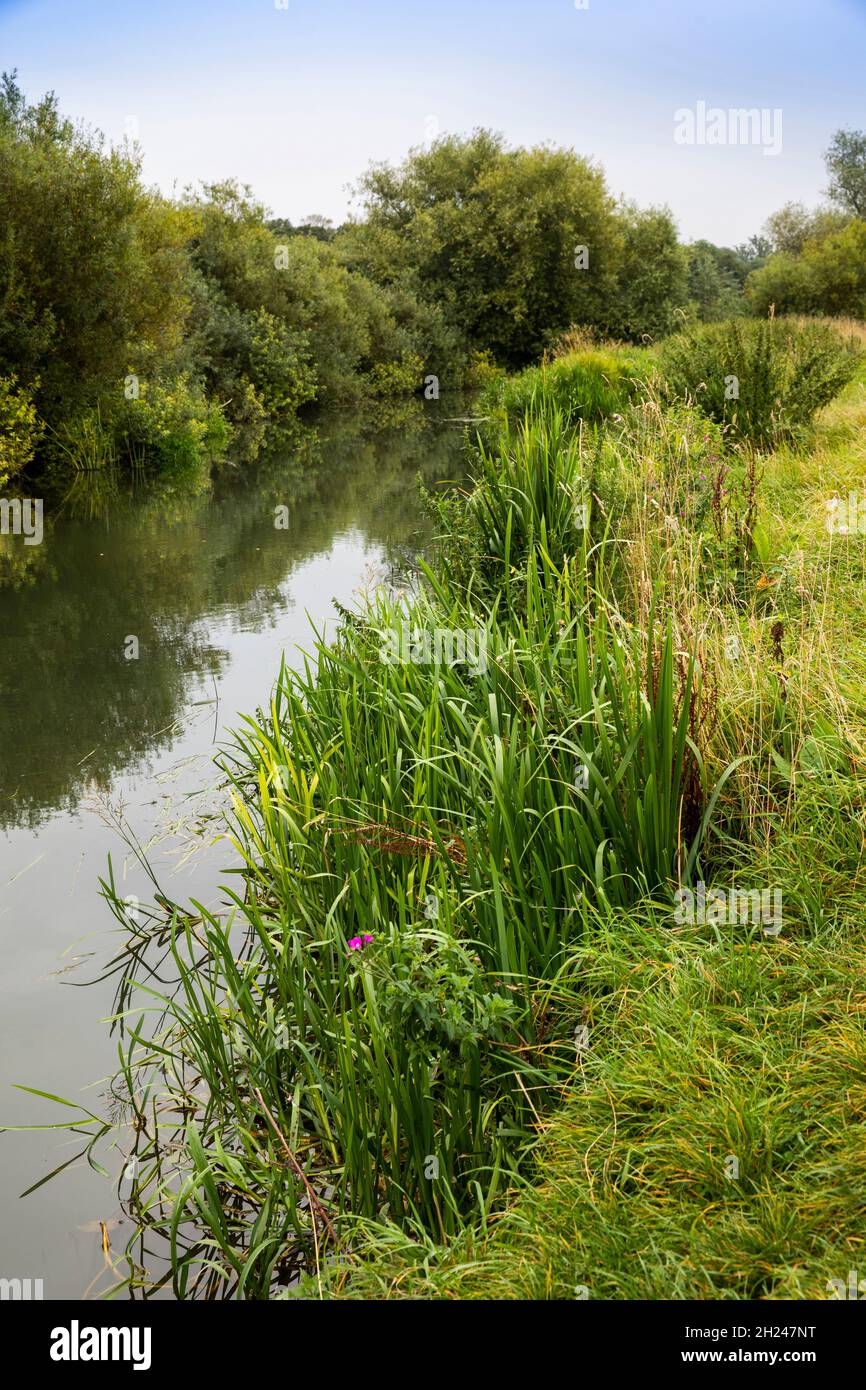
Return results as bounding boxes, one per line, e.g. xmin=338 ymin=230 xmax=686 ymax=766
xmin=0 ymin=400 xmax=467 ymax=1297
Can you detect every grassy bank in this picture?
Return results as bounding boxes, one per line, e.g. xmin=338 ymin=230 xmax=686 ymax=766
xmin=330 ymin=350 xmax=866 ymax=1299
xmin=91 ymin=318 xmax=866 ymax=1299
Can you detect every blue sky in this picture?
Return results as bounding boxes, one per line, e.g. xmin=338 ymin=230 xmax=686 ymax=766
xmin=1 ymin=0 xmax=864 ymax=244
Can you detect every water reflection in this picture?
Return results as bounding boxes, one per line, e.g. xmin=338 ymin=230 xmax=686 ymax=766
xmin=0 ymin=401 xmax=467 ymax=829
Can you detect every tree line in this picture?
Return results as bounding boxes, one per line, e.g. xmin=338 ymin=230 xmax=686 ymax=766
xmin=2 ymin=70 xmax=865 ymax=485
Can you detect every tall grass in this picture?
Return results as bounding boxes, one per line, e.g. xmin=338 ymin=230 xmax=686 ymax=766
xmin=17 ymin=314 xmax=865 ymax=1302
xmin=307 ymin=336 xmax=866 ymax=1301
xmin=89 ymin=395 xmax=739 ymax=1298
xmin=476 ymin=347 xmax=654 ymax=427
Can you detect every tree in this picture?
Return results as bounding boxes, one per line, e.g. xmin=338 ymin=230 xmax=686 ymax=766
xmin=266 ymin=214 xmax=337 ymax=244
xmin=344 ymin=130 xmax=623 ymax=366
xmin=825 ymin=129 xmax=866 ymax=217
xmin=0 ymin=71 xmax=190 ymax=420
xmin=684 ymin=240 xmax=746 ymax=321
xmin=805 ymin=218 xmax=866 ymax=316
xmin=744 ymin=253 xmax=820 ymax=317
xmin=604 ymin=206 xmax=688 ymax=341
xmin=735 ymin=233 xmax=772 ymax=268
xmin=764 ymin=200 xmax=848 ymax=255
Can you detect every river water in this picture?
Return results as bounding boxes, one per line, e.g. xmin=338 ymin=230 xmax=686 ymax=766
xmin=0 ymin=401 xmax=466 ymax=1297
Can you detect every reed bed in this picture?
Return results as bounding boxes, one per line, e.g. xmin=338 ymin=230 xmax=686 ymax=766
xmin=73 ymin=328 xmax=866 ymax=1298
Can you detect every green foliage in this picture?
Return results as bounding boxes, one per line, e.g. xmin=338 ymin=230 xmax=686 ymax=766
xmin=184 ymin=182 xmax=445 ymax=446
xmin=746 ymin=220 xmax=866 ymax=319
xmin=47 ymin=404 xmax=117 ymax=478
xmin=1 ymin=75 xmax=463 ymax=481
xmin=246 ymin=307 xmax=316 ymax=416
xmin=345 ymin=130 xmax=623 ymax=366
xmin=745 ymin=252 xmax=822 ymax=317
xmin=477 ymin=348 xmax=653 ymax=427
xmin=367 ymin=351 xmax=424 ymax=397
xmin=374 ymin=929 xmax=516 ymax=1056
xmin=658 ymin=317 xmax=862 ymax=444
xmin=0 ymin=373 xmax=42 ymax=486
xmin=87 ymin=394 xmax=737 ymax=1295
xmin=685 ymin=240 xmax=748 ymax=322
xmin=334 ymin=904 xmax=866 ymax=1301
xmin=0 ymin=71 xmax=190 ymax=423
xmin=804 ymin=219 xmax=866 ymax=316
xmin=764 ymin=201 xmax=850 ymax=256
xmin=602 ymin=205 xmax=688 ymax=341
xmin=824 ymin=128 xmax=866 ymax=217
xmin=8 ymin=72 xmax=863 ymax=492
xmin=115 ymin=376 xmax=231 ymax=484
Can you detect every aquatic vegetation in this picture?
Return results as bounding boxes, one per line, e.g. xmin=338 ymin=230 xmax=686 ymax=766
xmin=87 ymin=395 xmax=739 ymax=1298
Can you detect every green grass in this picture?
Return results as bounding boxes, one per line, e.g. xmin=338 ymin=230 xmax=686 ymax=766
xmin=60 ymin=318 xmax=866 ymax=1300
xmin=322 ymin=360 xmax=866 ymax=1300
xmin=476 ymin=347 xmax=654 ymax=427
xmin=330 ymin=902 xmax=866 ymax=1300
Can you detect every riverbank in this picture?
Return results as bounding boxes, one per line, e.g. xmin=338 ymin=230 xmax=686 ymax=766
xmin=82 ymin=319 xmax=866 ymax=1299
xmin=332 ymin=357 xmax=866 ymax=1299
xmin=0 ymin=400 xmax=465 ymax=1297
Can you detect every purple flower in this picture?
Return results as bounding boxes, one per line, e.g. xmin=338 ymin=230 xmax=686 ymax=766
xmin=347 ymin=934 xmax=374 ymax=952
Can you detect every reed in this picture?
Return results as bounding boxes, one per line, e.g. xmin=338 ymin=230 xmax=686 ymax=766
xmin=53 ymin=325 xmax=865 ymax=1299
xmin=90 ymin=394 xmax=736 ymax=1297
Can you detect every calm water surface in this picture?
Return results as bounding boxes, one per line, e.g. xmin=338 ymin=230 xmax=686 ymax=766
xmin=0 ymin=402 xmax=467 ymax=1297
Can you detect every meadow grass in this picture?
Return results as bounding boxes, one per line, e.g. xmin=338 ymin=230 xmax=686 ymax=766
xmin=331 ymin=902 xmax=866 ymax=1300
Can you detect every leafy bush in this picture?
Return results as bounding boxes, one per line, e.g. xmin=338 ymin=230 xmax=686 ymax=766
xmin=0 ymin=374 xmax=42 ymax=486
xmin=115 ymin=375 xmax=231 ymax=483
xmin=0 ymin=73 xmax=189 ymax=424
xmin=477 ymin=348 xmax=653 ymax=425
xmin=246 ymin=308 xmax=316 ymax=417
xmin=746 ymin=217 xmax=866 ymax=320
xmin=658 ymin=318 xmax=861 ymax=445
xmin=367 ymin=351 xmax=424 ymax=398
xmin=372 ymin=928 xmax=517 ymax=1057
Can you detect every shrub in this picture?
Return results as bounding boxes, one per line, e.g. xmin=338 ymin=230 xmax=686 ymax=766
xmin=0 ymin=374 xmax=42 ymax=486
xmin=366 ymin=351 xmax=424 ymax=398
xmin=246 ymin=308 xmax=316 ymax=417
xmin=115 ymin=375 xmax=231 ymax=483
xmin=477 ymin=348 xmax=654 ymax=425
xmin=658 ymin=317 xmax=862 ymax=445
